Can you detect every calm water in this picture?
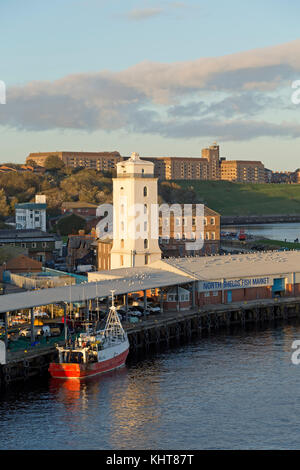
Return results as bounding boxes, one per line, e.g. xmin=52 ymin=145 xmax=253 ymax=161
xmin=224 ymin=222 xmax=300 ymax=242
xmin=2 ymin=321 xmax=300 ymax=450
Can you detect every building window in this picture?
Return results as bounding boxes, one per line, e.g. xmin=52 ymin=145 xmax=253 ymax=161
xmin=144 ymin=204 xmax=147 ymax=214
xmin=145 ymin=254 xmax=149 ymax=265
xmin=120 ymin=255 xmax=124 ymax=266
xmin=144 ymin=239 xmax=148 ymax=249
xmin=121 ymin=239 xmax=124 ymax=248
xmin=210 ymin=217 xmax=215 ymax=225
xmin=143 ymin=186 xmax=148 ymax=197
xmin=31 ymin=242 xmax=37 ymax=248
xmin=42 ymin=242 xmax=47 ymax=248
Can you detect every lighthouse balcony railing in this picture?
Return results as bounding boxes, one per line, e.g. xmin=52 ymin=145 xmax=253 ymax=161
xmin=117 ymin=173 xmax=155 ymax=178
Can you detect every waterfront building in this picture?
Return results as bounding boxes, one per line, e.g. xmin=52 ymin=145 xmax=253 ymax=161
xmin=159 ymin=205 xmax=220 ymax=257
xmin=88 ymin=250 xmax=300 ymax=311
xmin=15 ymin=195 xmax=47 ymax=232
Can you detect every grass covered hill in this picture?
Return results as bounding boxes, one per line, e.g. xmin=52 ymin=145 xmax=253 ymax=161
xmin=173 ymin=180 xmax=300 ymax=216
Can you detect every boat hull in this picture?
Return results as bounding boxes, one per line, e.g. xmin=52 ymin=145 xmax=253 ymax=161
xmin=49 ymin=345 xmax=129 ymax=380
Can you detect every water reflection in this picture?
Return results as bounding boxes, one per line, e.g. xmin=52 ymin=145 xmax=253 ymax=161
xmin=225 ymin=222 xmax=300 ymax=242
xmin=2 ymin=321 xmax=300 ymax=449
xmin=108 ymin=360 xmax=163 ymax=449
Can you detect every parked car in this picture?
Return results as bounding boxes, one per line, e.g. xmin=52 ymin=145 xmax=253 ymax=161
xmin=19 ymin=328 xmax=32 ymax=338
xmin=133 ymin=306 xmax=150 ymax=315
xmin=36 ymin=325 xmax=51 ymax=337
xmin=49 ymin=326 xmax=62 ymax=337
xmin=127 ymin=308 xmax=142 ymax=317
xmin=34 ymin=311 xmax=49 ymax=318
xmin=147 ymin=306 xmax=161 ymax=314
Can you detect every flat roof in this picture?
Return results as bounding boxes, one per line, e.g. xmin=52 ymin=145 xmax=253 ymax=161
xmin=156 ymin=250 xmax=300 ymax=281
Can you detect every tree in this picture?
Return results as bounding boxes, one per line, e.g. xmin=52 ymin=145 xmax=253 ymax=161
xmin=0 ymin=189 xmax=10 ymax=219
xmin=55 ymin=214 xmax=86 ymax=236
xmin=44 ymin=155 xmax=65 ymax=171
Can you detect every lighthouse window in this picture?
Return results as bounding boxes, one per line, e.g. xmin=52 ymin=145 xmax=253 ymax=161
xmin=143 ymin=186 xmax=148 ymax=197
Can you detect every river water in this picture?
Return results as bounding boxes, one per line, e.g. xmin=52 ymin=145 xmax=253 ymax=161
xmin=1 ymin=320 xmax=300 ymax=450
xmin=224 ymin=222 xmax=300 ymax=242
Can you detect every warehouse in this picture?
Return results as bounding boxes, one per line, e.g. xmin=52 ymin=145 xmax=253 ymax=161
xmin=153 ymin=250 xmax=300 ymax=307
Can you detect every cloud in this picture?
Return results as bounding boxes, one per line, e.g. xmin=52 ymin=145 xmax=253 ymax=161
xmin=125 ymin=7 xmax=164 ymax=21
xmin=2 ymin=39 xmax=300 ymax=141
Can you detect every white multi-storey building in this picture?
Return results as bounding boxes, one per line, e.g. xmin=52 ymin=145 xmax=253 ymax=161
xmin=15 ymin=195 xmax=47 ymax=232
xmin=110 ymin=152 xmax=162 ymax=269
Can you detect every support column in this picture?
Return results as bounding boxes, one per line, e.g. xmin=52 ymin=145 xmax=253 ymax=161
xmin=4 ymin=312 xmax=8 ymax=348
xmin=63 ymin=303 xmax=68 ymax=342
xmin=160 ymin=290 xmax=164 ymax=313
xmin=222 ymin=278 xmax=225 ymax=304
xmin=176 ymin=285 xmax=179 ymax=312
xmin=125 ymin=293 xmax=129 ymax=322
xmin=192 ymin=282 xmax=196 ymax=308
xmin=144 ymin=290 xmax=147 ymax=318
xmin=30 ymin=308 xmax=35 ymax=344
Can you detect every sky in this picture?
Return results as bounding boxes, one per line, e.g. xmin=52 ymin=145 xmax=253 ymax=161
xmin=1 ymin=0 xmax=300 ymax=170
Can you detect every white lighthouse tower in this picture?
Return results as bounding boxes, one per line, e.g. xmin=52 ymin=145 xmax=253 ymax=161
xmin=110 ymin=152 xmax=161 ymax=269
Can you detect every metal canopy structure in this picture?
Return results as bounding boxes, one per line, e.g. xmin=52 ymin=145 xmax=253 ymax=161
xmin=1 ymin=250 xmax=300 ymax=314
xmin=0 ymin=266 xmax=192 ymax=314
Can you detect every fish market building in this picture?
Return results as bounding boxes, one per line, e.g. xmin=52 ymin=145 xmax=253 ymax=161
xmin=154 ymin=250 xmax=300 ymax=307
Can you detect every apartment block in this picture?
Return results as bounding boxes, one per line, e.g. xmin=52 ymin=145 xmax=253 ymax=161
xmin=221 ymin=160 xmax=265 ymax=183
xmin=26 ymin=151 xmax=123 ymax=171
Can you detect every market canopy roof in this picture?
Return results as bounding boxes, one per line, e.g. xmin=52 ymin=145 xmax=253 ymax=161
xmin=0 ymin=266 xmax=192 ymax=314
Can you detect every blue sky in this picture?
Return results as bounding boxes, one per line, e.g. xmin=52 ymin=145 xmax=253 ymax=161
xmin=1 ymin=0 xmax=300 ymax=170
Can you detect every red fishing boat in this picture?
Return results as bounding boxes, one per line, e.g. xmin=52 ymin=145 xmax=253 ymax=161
xmin=48 ymin=293 xmax=129 ymax=379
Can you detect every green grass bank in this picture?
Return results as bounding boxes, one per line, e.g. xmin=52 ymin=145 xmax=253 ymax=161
xmin=174 ymin=181 xmax=300 ymax=216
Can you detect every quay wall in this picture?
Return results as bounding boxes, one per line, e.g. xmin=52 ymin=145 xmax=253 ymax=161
xmin=1 ymin=296 xmax=300 ymax=387
xmin=221 ymin=214 xmax=300 ymax=225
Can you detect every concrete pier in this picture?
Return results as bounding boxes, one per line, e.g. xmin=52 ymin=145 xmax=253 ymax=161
xmin=1 ymin=295 xmax=300 ymax=387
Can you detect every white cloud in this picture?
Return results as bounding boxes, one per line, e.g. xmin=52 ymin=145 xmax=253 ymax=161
xmin=2 ymin=39 xmax=300 ymax=141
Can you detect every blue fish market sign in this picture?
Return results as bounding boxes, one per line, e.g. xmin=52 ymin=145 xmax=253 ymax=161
xmin=199 ymin=276 xmax=274 ymax=292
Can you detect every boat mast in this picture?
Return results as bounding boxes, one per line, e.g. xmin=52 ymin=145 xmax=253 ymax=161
xmin=104 ymin=290 xmax=125 ymax=340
